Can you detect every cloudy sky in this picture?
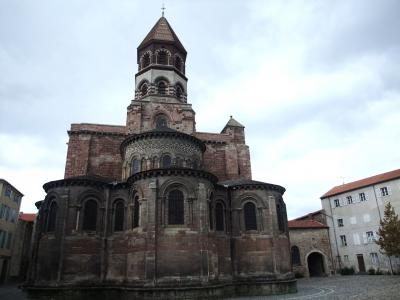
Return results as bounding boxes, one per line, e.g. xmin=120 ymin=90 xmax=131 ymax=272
xmin=1 ymin=0 xmax=399 ymax=219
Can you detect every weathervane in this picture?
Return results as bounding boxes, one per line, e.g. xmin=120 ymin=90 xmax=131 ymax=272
xmin=161 ymin=3 xmax=166 ymax=17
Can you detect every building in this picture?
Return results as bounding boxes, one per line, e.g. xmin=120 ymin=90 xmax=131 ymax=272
xmin=321 ymin=168 xmax=400 ymax=273
xmin=0 ymin=179 xmax=23 ymax=283
xmin=288 ymin=216 xmax=334 ymax=277
xmin=9 ymin=213 xmax=36 ymax=282
xmin=25 ymin=16 xmax=296 ymax=298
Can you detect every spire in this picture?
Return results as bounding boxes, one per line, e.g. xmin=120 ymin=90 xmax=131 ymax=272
xmin=138 ymin=16 xmax=186 ymax=54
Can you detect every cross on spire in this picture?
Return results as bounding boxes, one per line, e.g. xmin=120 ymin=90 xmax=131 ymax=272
xmin=161 ymin=3 xmax=166 ymax=17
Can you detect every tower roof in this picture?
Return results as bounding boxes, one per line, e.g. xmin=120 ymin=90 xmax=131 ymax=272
xmin=225 ymin=116 xmax=244 ymax=128
xmin=138 ymin=17 xmax=186 ymax=54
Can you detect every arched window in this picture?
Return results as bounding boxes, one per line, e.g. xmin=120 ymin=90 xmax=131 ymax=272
xmin=215 ymin=202 xmax=225 ymax=231
xmin=276 ymin=203 xmax=285 ymax=232
xmin=114 ymin=200 xmax=124 ymax=232
xmin=141 ymin=158 xmax=147 ymax=172
xmin=175 ymin=56 xmax=182 ymax=71
xmin=155 ymin=115 xmax=168 ymax=129
xmin=291 ymin=246 xmax=301 ymax=266
xmin=131 ymin=158 xmax=140 ymax=174
xmin=82 ymin=200 xmax=98 ymax=231
xmin=132 ymin=196 xmax=140 ymax=228
xmin=168 ymin=189 xmax=184 ymax=225
xmin=157 ymin=81 xmax=167 ymax=95
xmin=161 ymin=154 xmax=172 ymax=168
xmin=176 ymin=85 xmax=183 ymax=100
xmin=244 ymin=202 xmax=257 ymax=231
xmin=158 ymin=50 xmax=168 ymax=65
xmin=142 ymin=53 xmax=150 ymax=68
xmin=140 ymin=83 xmax=148 ymax=96
xmin=192 ymin=160 xmax=198 ymax=169
xmin=46 ymin=201 xmax=58 ymax=232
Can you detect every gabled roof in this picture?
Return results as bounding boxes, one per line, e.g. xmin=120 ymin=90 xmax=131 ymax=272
xmin=19 ymin=213 xmax=36 ymax=222
xmin=294 ymin=209 xmax=323 ymax=220
xmin=321 ymin=168 xmax=400 ymax=199
xmin=288 ymin=219 xmax=328 ymax=229
xmin=225 ymin=116 xmax=244 ymax=128
xmin=138 ymin=17 xmax=186 ymax=53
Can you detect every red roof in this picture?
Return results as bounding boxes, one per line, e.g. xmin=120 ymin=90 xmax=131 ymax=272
xmin=19 ymin=213 xmax=36 ymax=222
xmin=288 ymin=220 xmax=328 ymax=229
xmin=321 ymin=168 xmax=400 ymax=199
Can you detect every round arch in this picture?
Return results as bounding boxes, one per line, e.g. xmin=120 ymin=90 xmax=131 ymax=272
xmin=305 ymin=250 xmax=328 ymax=277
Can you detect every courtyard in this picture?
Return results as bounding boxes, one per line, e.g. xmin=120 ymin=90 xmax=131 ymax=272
xmin=0 ymin=275 xmax=399 ymax=299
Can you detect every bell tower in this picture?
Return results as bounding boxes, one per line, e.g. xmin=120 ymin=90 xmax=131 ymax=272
xmin=126 ymin=16 xmax=196 ymax=134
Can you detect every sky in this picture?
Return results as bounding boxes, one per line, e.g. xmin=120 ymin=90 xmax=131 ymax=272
xmin=1 ymin=0 xmax=399 ymax=219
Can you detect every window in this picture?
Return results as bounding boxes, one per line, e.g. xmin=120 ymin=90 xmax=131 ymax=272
xmin=176 ymin=85 xmax=183 ymax=100
xmin=175 ymin=157 xmax=183 ymax=167
xmin=334 ymin=199 xmax=340 ymax=207
xmin=175 ymin=56 xmax=182 ymax=71
xmin=346 ymin=196 xmax=353 ymax=204
xmin=4 ymin=206 xmax=10 ymax=221
xmin=161 ymin=154 xmax=172 ymax=168
xmin=359 ymin=192 xmax=366 ymax=202
xmin=244 ymin=202 xmax=257 ymax=231
xmin=142 ymin=53 xmax=150 ymax=68
xmin=291 ymin=246 xmax=301 ymax=266
xmin=340 ymin=235 xmax=347 ymax=246
xmin=0 ymin=204 xmax=4 ymax=219
xmin=6 ymin=232 xmax=12 ymax=249
xmin=363 ymin=214 xmax=370 ymax=222
xmin=350 ymin=216 xmax=357 ymax=224
xmin=155 ymin=115 xmax=168 ymax=129
xmin=215 ymin=202 xmax=225 ymax=231
xmin=157 ymin=81 xmax=167 ymax=95
xmin=82 ymin=200 xmax=98 ymax=231
xmin=13 ymin=194 xmax=21 ymax=204
xmin=114 ymin=201 xmax=124 ymax=232
xmin=276 ymin=203 xmax=285 ymax=232
xmin=131 ymin=158 xmax=140 ymax=174
xmin=366 ymin=231 xmax=374 ymax=243
xmin=157 ymin=50 xmax=168 ymax=65
xmin=370 ymin=252 xmax=379 ymax=264
xmin=132 ymin=196 xmax=140 ymax=228
xmin=380 ymin=187 xmax=389 ymax=196
xmin=168 ymin=190 xmax=184 ymax=225
xmin=5 ymin=187 xmax=11 ymax=197
xmin=46 ymin=201 xmax=58 ymax=232
xmin=0 ymin=230 xmax=5 ymax=248
xmin=337 ymin=218 xmax=344 ymax=227
xmin=140 ymin=83 xmax=148 ymax=96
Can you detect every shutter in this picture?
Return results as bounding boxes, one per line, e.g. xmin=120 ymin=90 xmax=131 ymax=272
xmin=365 ymin=192 xmax=369 ymax=201
xmin=376 ymin=188 xmax=381 ymax=197
xmin=388 ymin=186 xmax=392 ymax=195
xmin=362 ymin=233 xmax=368 ymax=244
xmin=355 ymin=194 xmax=360 ymax=203
xmin=341 ymin=198 xmax=346 ymax=206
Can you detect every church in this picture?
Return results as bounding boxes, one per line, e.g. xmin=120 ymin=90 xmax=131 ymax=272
xmin=27 ymin=16 xmax=296 ymax=298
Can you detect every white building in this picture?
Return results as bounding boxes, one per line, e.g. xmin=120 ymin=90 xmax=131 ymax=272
xmin=321 ymin=169 xmax=400 ymax=273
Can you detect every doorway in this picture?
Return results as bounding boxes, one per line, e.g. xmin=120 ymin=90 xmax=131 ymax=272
xmin=357 ymin=254 xmax=366 ymax=273
xmin=0 ymin=259 xmax=8 ymax=284
xmin=307 ymin=252 xmax=325 ymax=277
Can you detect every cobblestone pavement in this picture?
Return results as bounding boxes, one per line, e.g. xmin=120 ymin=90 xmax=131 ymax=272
xmin=224 ymin=275 xmax=400 ymax=300
xmin=0 ymin=276 xmax=399 ymax=299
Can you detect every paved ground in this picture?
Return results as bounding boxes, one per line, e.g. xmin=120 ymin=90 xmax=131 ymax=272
xmin=225 ymin=275 xmax=400 ymax=300
xmin=0 ymin=275 xmax=399 ymax=299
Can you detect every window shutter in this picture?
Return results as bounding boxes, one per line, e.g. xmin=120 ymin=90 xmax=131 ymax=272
xmin=341 ymin=198 xmax=346 ymax=206
xmin=376 ymin=188 xmax=381 ymax=197
xmin=355 ymin=194 xmax=360 ymax=203
xmin=365 ymin=192 xmax=369 ymax=201
xmin=388 ymin=186 xmax=392 ymax=195
xmin=362 ymin=233 xmax=368 ymax=244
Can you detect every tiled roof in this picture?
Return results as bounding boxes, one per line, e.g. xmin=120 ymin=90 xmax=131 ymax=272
xmin=139 ymin=17 xmax=186 ymax=53
xmin=288 ymin=219 xmax=328 ymax=229
xmin=19 ymin=213 xmax=36 ymax=222
xmin=294 ymin=209 xmax=323 ymax=220
xmin=321 ymin=168 xmax=400 ymax=199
